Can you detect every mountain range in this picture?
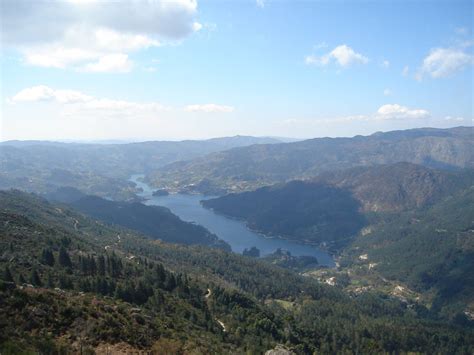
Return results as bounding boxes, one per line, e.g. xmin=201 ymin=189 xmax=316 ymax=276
xmin=1 ymin=126 xmax=474 ymax=353
xmin=148 ymin=127 xmax=474 ymax=194
xmin=0 ymin=136 xmax=282 ymax=200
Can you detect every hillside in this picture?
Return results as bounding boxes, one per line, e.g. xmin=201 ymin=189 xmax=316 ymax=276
xmin=312 ymin=162 xmax=474 ymax=212
xmin=341 ymin=186 xmax=474 ymax=318
xmin=0 ymin=136 xmax=282 ymax=200
xmin=203 ymin=180 xmax=366 ymax=250
xmin=148 ymin=127 xmax=474 ymax=194
xmin=1 ymin=190 xmax=473 ymax=353
xmin=203 ymin=163 xmax=473 ymax=248
xmin=46 ymin=189 xmax=230 ymax=250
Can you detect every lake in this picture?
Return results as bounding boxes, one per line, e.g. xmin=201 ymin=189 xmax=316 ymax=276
xmin=131 ymin=175 xmax=334 ymax=266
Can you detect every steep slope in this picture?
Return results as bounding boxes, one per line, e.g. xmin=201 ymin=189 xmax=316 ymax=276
xmin=312 ymin=162 xmax=474 ymax=212
xmin=203 ymin=181 xmax=366 ymax=250
xmin=1 ymin=190 xmax=473 ymax=353
xmin=203 ymin=163 xmax=473 ymax=248
xmin=148 ymin=126 xmax=474 ymax=194
xmin=70 ymin=195 xmax=230 ymax=250
xmin=342 ymin=186 xmax=474 ymax=318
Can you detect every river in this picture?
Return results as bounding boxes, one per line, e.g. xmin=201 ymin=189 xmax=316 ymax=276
xmin=130 ymin=175 xmax=334 ymax=266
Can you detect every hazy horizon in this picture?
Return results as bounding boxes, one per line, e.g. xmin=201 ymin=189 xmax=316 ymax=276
xmin=0 ymin=125 xmax=471 ymax=144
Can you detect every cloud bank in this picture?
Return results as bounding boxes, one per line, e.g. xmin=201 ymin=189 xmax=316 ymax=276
xmin=10 ymin=85 xmax=234 ymax=117
xmin=1 ymin=0 xmax=201 ymax=72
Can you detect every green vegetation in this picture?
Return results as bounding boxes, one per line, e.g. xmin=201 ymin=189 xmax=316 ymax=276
xmin=341 ymin=186 xmax=474 ymax=319
xmin=52 ymin=190 xmax=230 ymax=249
xmin=0 ymin=190 xmax=473 ymax=353
xmin=203 ymin=180 xmax=367 ymax=250
xmin=201 ymin=163 xmax=474 ymax=322
xmin=262 ymin=249 xmax=319 ymax=272
xmin=148 ymin=126 xmax=474 ymax=194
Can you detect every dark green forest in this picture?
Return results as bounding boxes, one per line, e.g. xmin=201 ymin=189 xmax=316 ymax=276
xmin=46 ymin=187 xmax=230 ymax=250
xmin=0 ymin=190 xmax=473 ymax=353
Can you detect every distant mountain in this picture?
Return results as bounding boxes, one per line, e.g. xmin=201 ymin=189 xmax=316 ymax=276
xmin=46 ymin=187 xmax=229 ymax=250
xmin=0 ymin=135 xmax=283 ymax=199
xmin=203 ymin=163 xmax=473 ymax=248
xmin=148 ymin=127 xmax=474 ymax=194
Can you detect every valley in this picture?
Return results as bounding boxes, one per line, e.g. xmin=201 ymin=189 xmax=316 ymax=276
xmin=130 ymin=175 xmax=335 ymax=265
xmin=1 ymin=127 xmax=473 ymax=353
xmin=2 ymin=1 xmax=473 ymax=352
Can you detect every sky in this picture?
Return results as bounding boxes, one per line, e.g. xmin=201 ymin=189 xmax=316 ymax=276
xmin=0 ymin=0 xmax=473 ymax=141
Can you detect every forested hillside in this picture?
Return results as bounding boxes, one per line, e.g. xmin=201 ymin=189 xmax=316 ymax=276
xmin=313 ymin=162 xmax=474 ymax=212
xmin=341 ymin=186 xmax=474 ymax=318
xmin=1 ymin=190 xmax=473 ymax=353
xmin=203 ymin=180 xmax=366 ymax=250
xmin=203 ymin=163 xmax=473 ymax=248
xmin=47 ymin=189 xmax=230 ymax=250
xmin=148 ymin=127 xmax=474 ymax=194
xmin=202 ymin=164 xmax=474 ymax=319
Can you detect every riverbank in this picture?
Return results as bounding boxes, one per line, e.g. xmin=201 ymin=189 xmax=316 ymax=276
xmin=130 ymin=174 xmax=335 ymax=266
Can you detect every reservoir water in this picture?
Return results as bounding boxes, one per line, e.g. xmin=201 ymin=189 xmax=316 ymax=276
xmin=131 ymin=175 xmax=334 ymax=266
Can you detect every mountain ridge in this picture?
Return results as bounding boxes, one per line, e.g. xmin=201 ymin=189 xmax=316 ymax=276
xmin=148 ymin=126 xmax=474 ymax=194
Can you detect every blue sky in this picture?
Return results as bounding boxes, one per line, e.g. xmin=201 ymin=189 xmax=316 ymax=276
xmin=1 ymin=0 xmax=472 ymax=141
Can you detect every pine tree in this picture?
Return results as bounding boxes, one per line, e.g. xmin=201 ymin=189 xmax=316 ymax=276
xmin=97 ymin=255 xmax=106 ymax=276
xmin=2 ymin=267 xmax=14 ymax=282
xmin=58 ymin=246 xmax=72 ymax=268
xmin=18 ymin=273 xmax=26 ymax=284
xmin=46 ymin=273 xmax=55 ymax=288
xmin=30 ymin=269 xmax=42 ymax=286
xmin=89 ymin=256 xmax=97 ymax=275
xmin=59 ymin=273 xmax=73 ymax=289
xmin=41 ymin=248 xmax=55 ymax=266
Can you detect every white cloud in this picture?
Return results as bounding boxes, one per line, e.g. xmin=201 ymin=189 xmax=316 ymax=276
xmin=376 ymin=104 xmax=429 ymax=120
xmin=10 ymin=85 xmax=166 ymax=116
xmin=381 ymin=60 xmax=390 ymax=68
xmin=11 ymin=85 xmax=92 ymax=103
xmin=1 ymin=0 xmax=199 ymax=72
xmin=82 ymin=54 xmax=133 ymax=73
xmin=256 ymin=0 xmax=265 ymax=8
xmin=23 ymin=46 xmax=98 ymax=69
xmin=417 ymin=47 xmax=473 ymax=79
xmin=192 ymin=22 xmax=203 ymax=32
xmin=383 ymin=88 xmax=392 ymax=96
xmin=185 ymin=104 xmax=235 ymax=113
xmin=93 ymin=28 xmax=160 ymax=52
xmin=284 ymin=104 xmax=430 ymax=125
xmin=10 ymin=86 xmax=234 ymax=118
xmin=402 ymin=65 xmax=409 ymax=76
xmin=444 ymin=115 xmax=465 ymax=121
xmin=305 ymin=44 xmax=368 ymax=67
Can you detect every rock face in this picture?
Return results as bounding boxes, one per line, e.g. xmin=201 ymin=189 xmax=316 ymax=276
xmin=148 ymin=126 xmax=474 ymax=194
